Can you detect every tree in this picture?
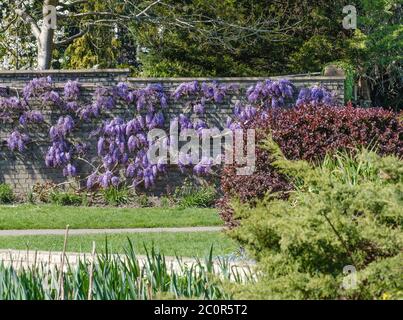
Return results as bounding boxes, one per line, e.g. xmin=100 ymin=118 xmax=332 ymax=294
xmin=60 ymin=2 xmax=137 ymax=69
xmin=347 ymin=0 xmax=402 ymax=108
xmin=6 ymin=0 xmax=136 ymax=69
xmin=133 ymin=0 xmax=352 ymax=76
xmin=0 ymin=1 xmax=37 ymax=69
xmin=2 ymin=0 xmax=299 ymax=70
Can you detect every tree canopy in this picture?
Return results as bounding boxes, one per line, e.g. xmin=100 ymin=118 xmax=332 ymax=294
xmin=0 ymin=0 xmax=401 ymax=107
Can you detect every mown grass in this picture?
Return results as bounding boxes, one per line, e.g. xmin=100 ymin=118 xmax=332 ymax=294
xmin=0 ymin=232 xmax=237 ymax=257
xmin=0 ymin=205 xmax=222 ymax=230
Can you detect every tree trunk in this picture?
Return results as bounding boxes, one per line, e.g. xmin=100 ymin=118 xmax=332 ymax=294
xmin=37 ymin=0 xmax=57 ymax=70
xmin=37 ymin=24 xmax=54 ymax=70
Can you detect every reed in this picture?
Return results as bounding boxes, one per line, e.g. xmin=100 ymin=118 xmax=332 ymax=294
xmin=0 ymin=240 xmax=254 ymax=300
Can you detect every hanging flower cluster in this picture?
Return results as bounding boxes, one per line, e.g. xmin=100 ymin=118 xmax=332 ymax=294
xmin=84 ymin=83 xmax=169 ymax=190
xmin=169 ymin=81 xmax=240 ymax=176
xmin=7 ymin=131 xmax=30 ymax=152
xmin=1 ymin=78 xmax=50 ymax=152
xmin=246 ymin=79 xmax=294 ymax=108
xmin=64 ymin=80 xmax=80 ymax=101
xmin=0 ymin=96 xmax=25 ymax=122
xmin=133 ymin=83 xmax=167 ymax=111
xmin=90 ymin=112 xmax=167 ymax=190
xmin=19 ymin=110 xmax=44 ymax=126
xmin=63 ymin=80 xmax=81 ymax=112
xmin=172 ymin=80 xmax=238 ymax=115
xmin=22 ymin=76 xmax=53 ymax=100
xmin=77 ymin=87 xmax=113 ymax=121
xmin=224 ymin=79 xmax=295 ymax=130
xmin=46 ymin=116 xmax=76 ymax=177
xmin=296 ymin=85 xmax=336 ymax=107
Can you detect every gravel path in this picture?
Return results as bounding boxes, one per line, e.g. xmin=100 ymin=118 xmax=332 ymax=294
xmin=0 ymin=226 xmax=223 ymax=236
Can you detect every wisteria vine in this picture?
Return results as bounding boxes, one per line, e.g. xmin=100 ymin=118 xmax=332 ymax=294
xmin=0 ymin=77 xmax=337 ymax=191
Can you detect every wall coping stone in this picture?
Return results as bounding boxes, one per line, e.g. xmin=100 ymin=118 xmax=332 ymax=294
xmin=127 ymin=76 xmax=346 ymax=82
xmin=0 ymin=69 xmax=345 ymax=82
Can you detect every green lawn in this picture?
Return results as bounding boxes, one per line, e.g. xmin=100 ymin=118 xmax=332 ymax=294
xmin=0 ymin=205 xmax=222 ymax=230
xmin=0 ymin=232 xmax=237 ymax=257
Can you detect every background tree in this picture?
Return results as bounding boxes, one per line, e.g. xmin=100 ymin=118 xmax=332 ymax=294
xmin=347 ymin=0 xmax=402 ymax=108
xmin=59 ymin=1 xmax=137 ymax=69
xmin=0 ymin=1 xmax=37 ymax=69
xmin=0 ymin=0 xmax=401 ymax=108
xmin=2 ymin=0 xmax=298 ymax=70
xmin=0 ymin=0 xmax=166 ymax=69
xmin=133 ymin=0 xmax=351 ymax=76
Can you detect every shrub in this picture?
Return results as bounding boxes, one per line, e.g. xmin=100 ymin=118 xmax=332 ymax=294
xmin=230 ymin=140 xmax=403 ymax=299
xmin=0 ymin=184 xmax=14 ymax=204
xmin=26 ymin=191 xmax=35 ymax=204
xmin=175 ymin=179 xmax=218 ymax=208
xmin=102 ymin=187 xmax=129 ymax=206
xmin=32 ymin=182 xmax=57 ymax=203
xmin=136 ymin=194 xmax=151 ymax=207
xmin=159 ymin=196 xmax=173 ymax=208
xmin=268 ymin=104 xmax=402 ymax=160
xmin=219 ymin=104 xmax=403 ymax=227
xmin=50 ymin=191 xmax=84 ymax=206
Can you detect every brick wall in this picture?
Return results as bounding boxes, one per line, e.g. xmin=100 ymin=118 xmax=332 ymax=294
xmin=0 ymin=69 xmax=345 ymax=196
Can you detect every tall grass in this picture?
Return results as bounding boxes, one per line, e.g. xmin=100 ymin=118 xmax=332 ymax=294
xmin=175 ymin=179 xmax=217 ymax=208
xmin=0 ymin=241 xmax=254 ymax=300
xmin=321 ymin=148 xmax=381 ymax=186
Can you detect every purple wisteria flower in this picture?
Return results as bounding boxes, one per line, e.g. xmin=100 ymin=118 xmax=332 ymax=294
xmin=233 ymin=102 xmax=257 ymax=122
xmin=193 ymin=157 xmax=213 ymax=175
xmin=7 ymin=131 xmax=30 ymax=152
xmin=63 ymin=163 xmax=77 ymax=177
xmin=78 ymin=104 xmax=100 ymax=121
xmin=63 ymin=80 xmax=80 ymax=101
xmin=176 ymin=114 xmax=193 ymax=130
xmin=134 ymin=83 xmax=167 ymax=111
xmin=172 ymin=81 xmax=199 ymax=100
xmin=111 ymin=176 xmax=120 ymax=187
xmin=23 ymin=76 xmax=52 ymax=100
xmin=19 ymin=111 xmax=44 ymax=126
xmin=193 ymin=103 xmax=205 ymax=114
xmin=225 ymin=116 xmax=241 ymax=131
xmin=246 ymin=79 xmax=293 ymax=108
xmin=42 ymin=90 xmax=62 ymax=105
xmin=93 ymin=87 xmax=115 ymax=110
xmin=3 ymin=77 xmax=340 ymax=193
xmin=91 ymin=113 xmax=168 ymax=190
xmin=49 ymin=116 xmax=75 ymax=140
xmin=45 ymin=140 xmax=71 ymax=167
xmin=194 ymin=119 xmax=208 ymax=135
xmin=86 ymin=173 xmax=99 ymax=189
xmin=296 ymin=85 xmax=336 ymax=107
xmin=45 ymin=115 xmax=77 ymax=178
xmin=0 ymin=97 xmax=23 ymax=110
xmin=0 ymin=97 xmax=25 ymax=122
xmin=115 ymin=82 xmax=130 ymax=101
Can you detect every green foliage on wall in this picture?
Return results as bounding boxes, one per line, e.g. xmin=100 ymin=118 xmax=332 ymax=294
xmin=325 ymin=61 xmax=356 ymax=102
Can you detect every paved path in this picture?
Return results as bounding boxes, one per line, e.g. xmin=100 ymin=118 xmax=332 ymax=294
xmin=0 ymin=226 xmax=223 ymax=236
